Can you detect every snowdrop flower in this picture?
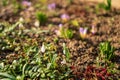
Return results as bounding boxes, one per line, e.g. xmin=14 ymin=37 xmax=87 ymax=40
xmin=19 ymin=17 xmax=24 ymax=22
xmin=61 ymin=14 xmax=69 ymax=22
xmin=19 ymin=23 xmax=24 ymax=28
xmin=34 ymin=21 xmax=40 ymax=27
xmin=48 ymin=3 xmax=56 ymax=10
xmin=91 ymin=25 xmax=97 ymax=34
xmin=79 ymin=27 xmax=88 ymax=39
xmin=41 ymin=43 xmax=46 ymax=53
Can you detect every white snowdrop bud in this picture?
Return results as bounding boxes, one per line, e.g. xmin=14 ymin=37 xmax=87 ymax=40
xmin=19 ymin=23 xmax=24 ymax=28
xmin=41 ymin=43 xmax=45 ymax=53
xmin=19 ymin=17 xmax=24 ymax=22
xmin=34 ymin=21 xmax=40 ymax=27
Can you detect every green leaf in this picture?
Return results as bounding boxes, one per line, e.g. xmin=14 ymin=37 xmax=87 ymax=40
xmin=0 ymin=63 xmax=4 ymax=69
xmin=99 ymin=0 xmax=111 ymax=11
xmin=4 ymin=22 xmax=20 ymax=33
xmin=65 ymin=29 xmax=73 ymax=39
xmin=36 ymin=12 xmax=47 ymax=25
xmin=47 ymin=63 xmax=52 ymax=69
xmin=63 ymin=43 xmax=70 ymax=61
xmin=99 ymin=41 xmax=115 ymax=60
xmin=106 ymin=0 xmax=111 ymax=10
xmin=0 ymin=72 xmax=16 ymax=80
xmin=1 ymin=78 xmax=13 ymax=80
xmin=71 ymin=20 xmax=79 ymax=26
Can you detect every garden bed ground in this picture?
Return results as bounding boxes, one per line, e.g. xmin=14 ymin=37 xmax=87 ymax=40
xmin=0 ymin=0 xmax=120 ymax=80
xmin=85 ymin=0 xmax=120 ymax=8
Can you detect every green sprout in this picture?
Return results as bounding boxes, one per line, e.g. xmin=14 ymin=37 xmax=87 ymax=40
xmin=99 ymin=0 xmax=111 ymax=11
xmin=12 ymin=0 xmax=22 ymax=13
xmin=64 ymin=29 xmax=73 ymax=39
xmin=1 ymin=0 xmax=9 ymax=6
xmin=99 ymin=41 xmax=115 ymax=60
xmin=36 ymin=12 xmax=47 ymax=25
xmin=71 ymin=20 xmax=79 ymax=27
xmin=56 ymin=24 xmax=73 ymax=39
xmin=63 ymin=43 xmax=70 ymax=61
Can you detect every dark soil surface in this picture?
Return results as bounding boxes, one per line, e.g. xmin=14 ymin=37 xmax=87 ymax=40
xmin=0 ymin=0 xmax=120 ymax=79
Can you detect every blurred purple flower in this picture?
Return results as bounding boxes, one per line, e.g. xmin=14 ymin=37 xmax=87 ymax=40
xmin=22 ymin=0 xmax=31 ymax=7
xmin=55 ymin=30 xmax=61 ymax=36
xmin=55 ymin=24 xmax=63 ymax=36
xmin=59 ymin=24 xmax=63 ymax=28
xmin=79 ymin=27 xmax=87 ymax=34
xmin=48 ymin=3 xmax=56 ymax=10
xmin=79 ymin=27 xmax=88 ymax=38
xmin=61 ymin=14 xmax=69 ymax=22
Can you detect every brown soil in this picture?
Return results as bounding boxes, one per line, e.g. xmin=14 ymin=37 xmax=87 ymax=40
xmin=83 ymin=0 xmax=120 ymax=8
xmin=0 ymin=0 xmax=120 ymax=79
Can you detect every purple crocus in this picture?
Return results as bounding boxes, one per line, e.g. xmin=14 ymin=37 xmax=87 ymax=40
xmin=55 ymin=24 xmax=63 ymax=36
xmin=79 ymin=27 xmax=88 ymax=39
xmin=61 ymin=14 xmax=69 ymax=22
xmin=48 ymin=3 xmax=56 ymax=10
xmin=55 ymin=30 xmax=61 ymax=36
xmin=22 ymin=0 xmax=31 ymax=7
xmin=59 ymin=24 xmax=63 ymax=29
